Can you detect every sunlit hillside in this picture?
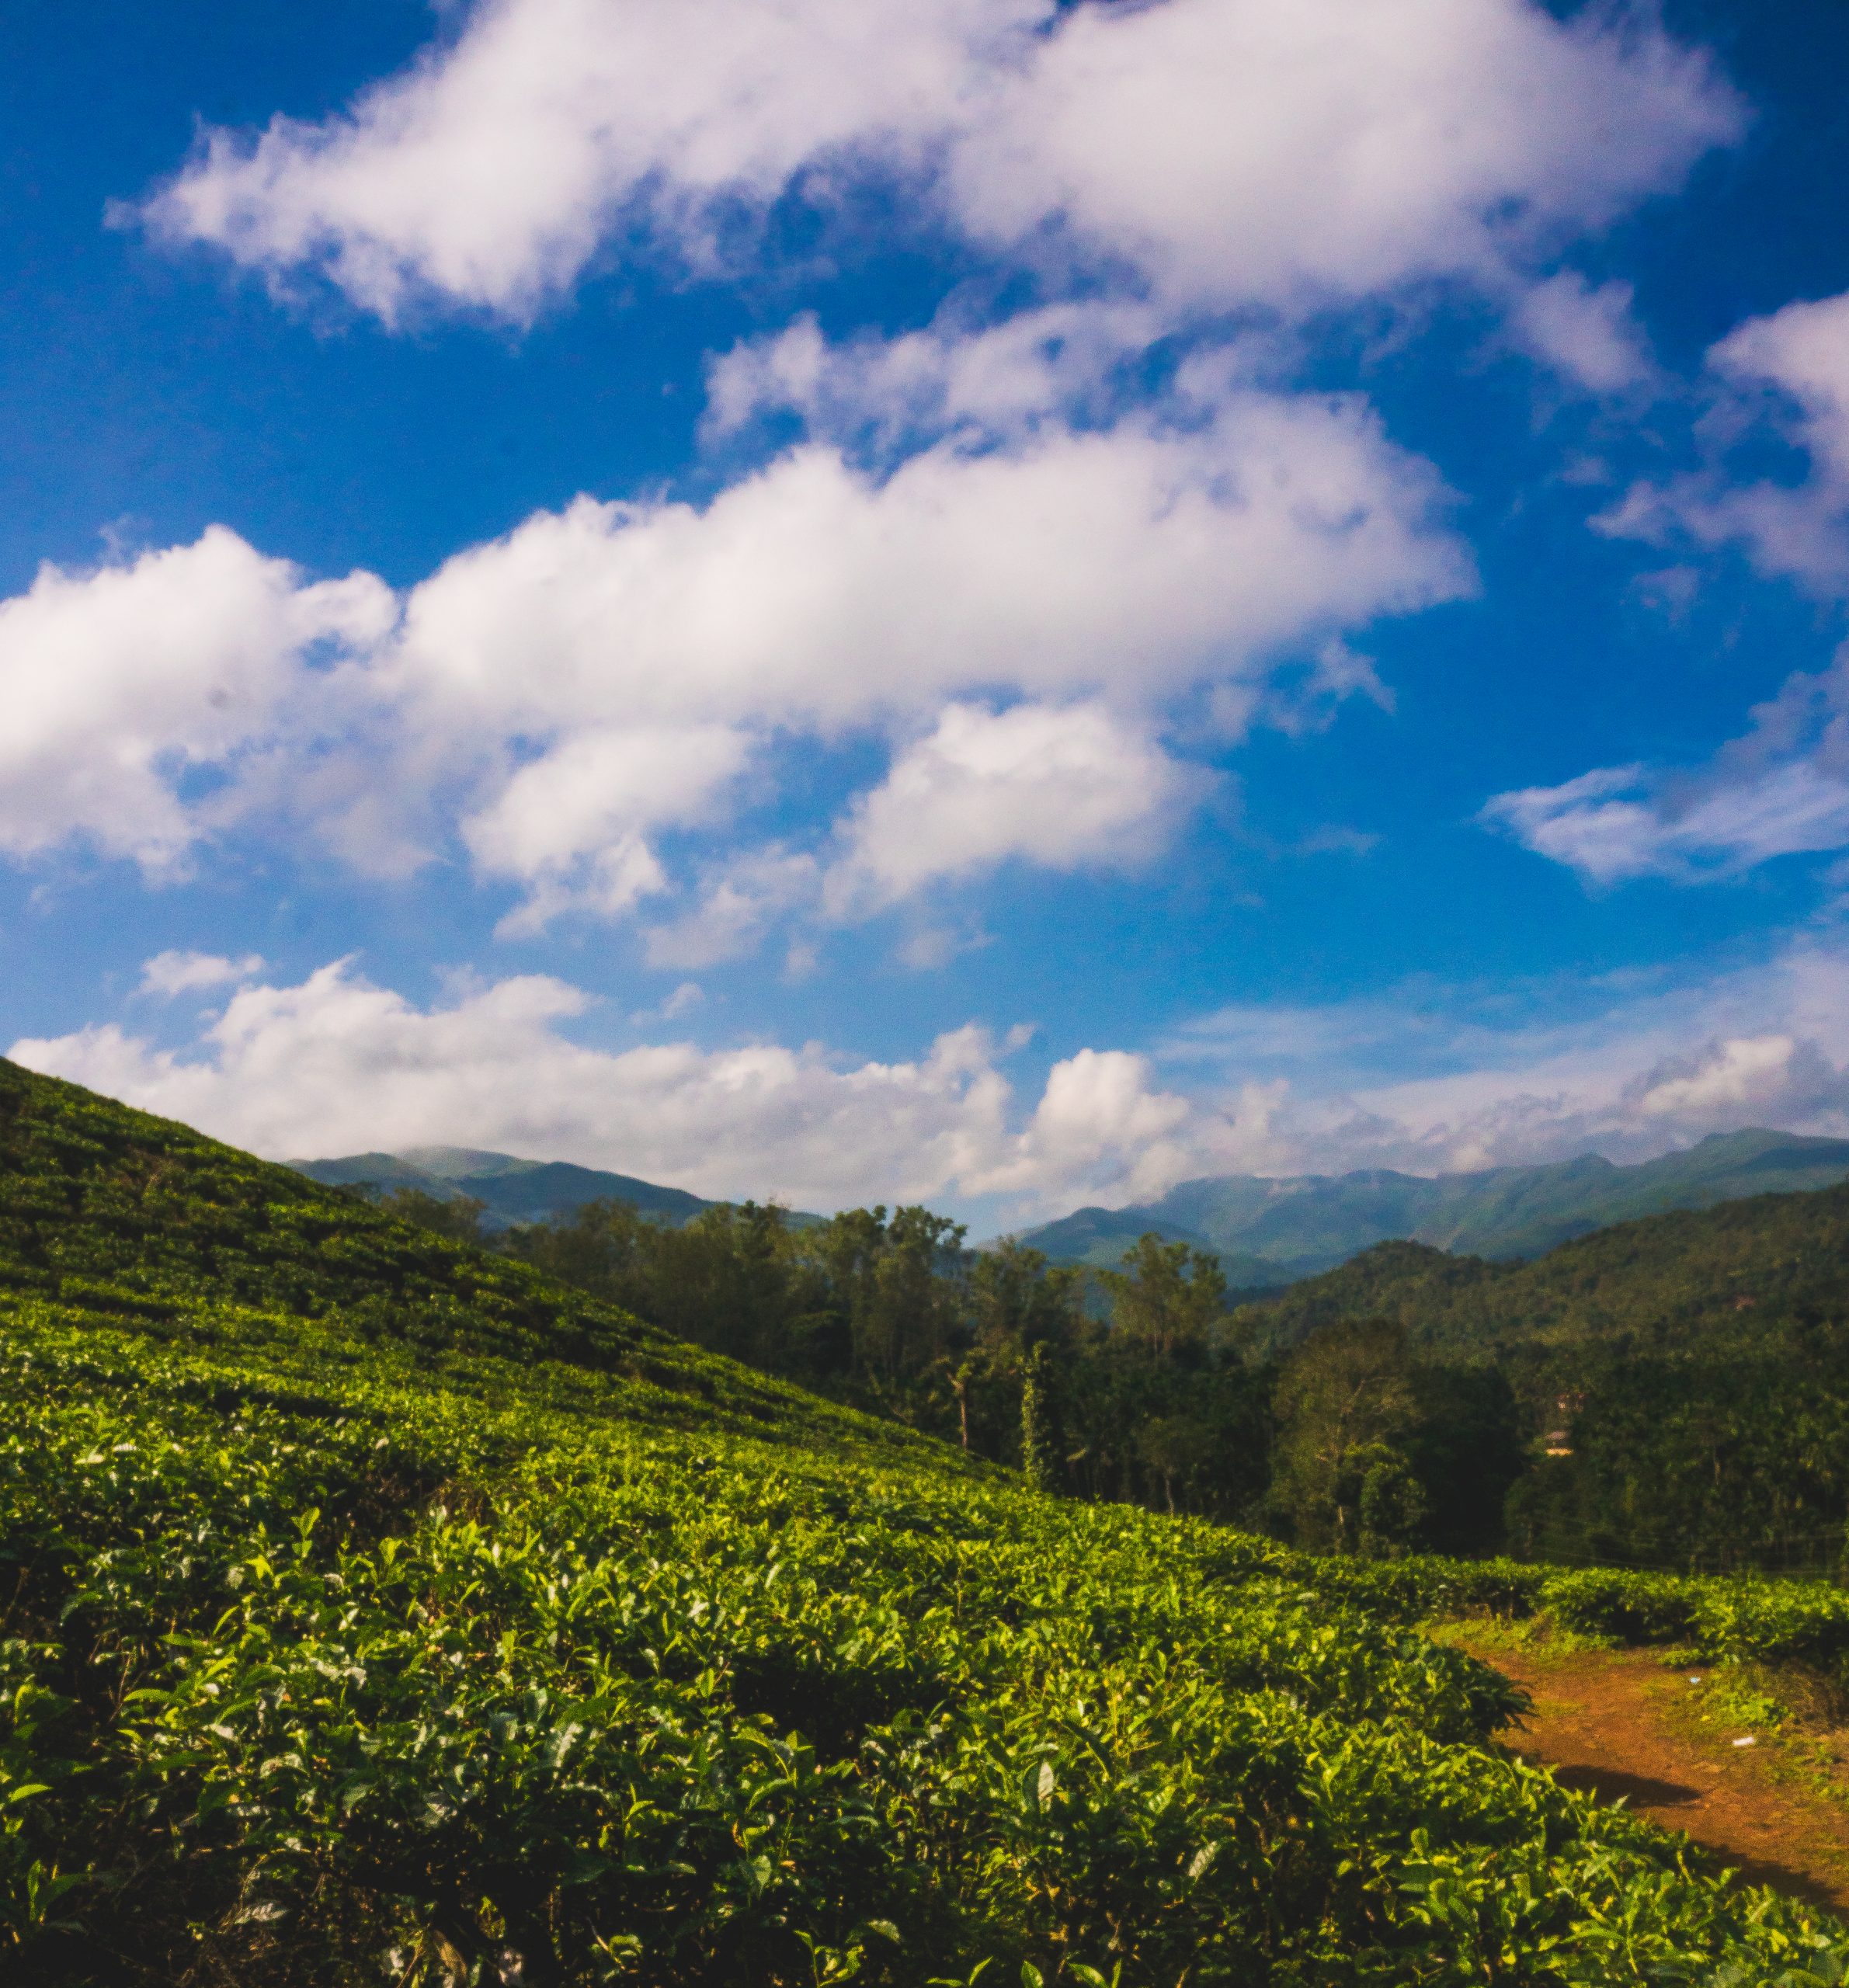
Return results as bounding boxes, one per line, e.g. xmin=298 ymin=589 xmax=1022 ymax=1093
xmin=4 ymin=1059 xmax=1848 ymax=1985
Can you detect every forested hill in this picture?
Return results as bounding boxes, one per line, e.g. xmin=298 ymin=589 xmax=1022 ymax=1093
xmin=1237 ymin=1175 xmax=1849 ymax=1354
xmin=0 ymin=1057 xmax=927 ymax=1462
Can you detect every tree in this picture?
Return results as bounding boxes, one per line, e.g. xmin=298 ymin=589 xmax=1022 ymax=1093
xmin=1135 ymin=1413 xmax=1215 ymax=1514
xmin=1097 ymin=1235 xmax=1230 ymax=1363
xmin=1272 ymin=1319 xmax=1418 ymax=1551
xmin=377 ymin=1187 xmax=488 ymax=1246
xmin=1020 ymin=1341 xmax=1065 ymax=1494
xmin=1355 ymin=1444 xmax=1429 ymax=1559
xmin=970 ymin=1239 xmax=1080 ymax=1356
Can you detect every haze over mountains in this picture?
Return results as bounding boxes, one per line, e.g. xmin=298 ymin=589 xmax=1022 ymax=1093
xmin=1006 ymin=1129 xmax=1849 ymax=1284
xmin=294 ymin=1129 xmax=1849 ymax=1288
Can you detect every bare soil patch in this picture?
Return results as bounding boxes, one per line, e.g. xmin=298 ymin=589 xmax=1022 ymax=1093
xmin=1451 ymin=1635 xmax=1849 ymax=1913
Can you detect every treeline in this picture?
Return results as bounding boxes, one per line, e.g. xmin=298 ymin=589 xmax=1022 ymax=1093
xmin=376 ymin=1190 xmax=1523 ymax=1556
xmin=377 ymin=1185 xmax=1849 ymax=1577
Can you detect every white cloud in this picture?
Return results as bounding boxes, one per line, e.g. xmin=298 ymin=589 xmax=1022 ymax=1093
xmin=137 ymin=950 xmax=266 ymax=997
xmin=1509 ymin=271 xmax=1653 ymax=394
xmin=704 ymin=301 xmax=1163 ymax=453
xmin=398 ymin=394 xmax=1468 ymax=735
xmin=462 ymin=723 xmax=752 ymax=933
xmin=950 ymin=0 xmax=1736 ymax=314
xmin=138 ymin=0 xmax=1041 ymax=323
xmin=9 ymin=958 xmax=1216 ymax=1215
xmin=825 ymin=700 xmax=1197 ymax=915
xmin=0 ymin=375 xmax=1462 ymax=932
xmin=1636 ymin=1033 xmax=1799 ymax=1119
xmin=1715 ymin=289 xmax=1849 ymax=485
xmin=1483 ymin=649 xmax=1849 ymax=885
xmin=374 ymin=385 xmax=1465 ymax=927
xmin=0 ymin=529 xmax=393 ymax=873
xmin=1600 ymin=288 xmax=1849 ymax=591
xmin=643 ymin=848 xmax=821 ymax=970
xmin=978 ymin=1047 xmax=1208 ymax=1202
xmin=138 ymin=0 xmax=1736 ymax=326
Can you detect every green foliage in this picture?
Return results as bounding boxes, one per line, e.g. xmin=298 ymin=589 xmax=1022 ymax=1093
xmin=1018 ymin=1343 xmax=1062 ymax=1496
xmin=1270 ymin=1320 xmax=1420 ymax=1552
xmin=1304 ymin=1546 xmax=1849 ymax=1702
xmin=1356 ymin=1447 xmax=1429 ymax=1561
xmin=374 ymin=1185 xmax=491 ymax=1246
xmin=3 ymin=1061 xmax=1849 ymax=1979
xmin=1093 ymin=1236 xmax=1230 ymax=1362
xmin=9 ymin=1310 xmax=1849 ymax=1984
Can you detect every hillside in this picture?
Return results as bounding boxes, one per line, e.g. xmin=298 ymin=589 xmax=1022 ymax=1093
xmin=0 ymin=1060 xmax=903 ymax=1458
xmin=1236 ymin=1174 xmax=1849 ymax=1354
xmin=5 ymin=1058 xmax=1849 ymax=1983
xmin=1012 ymin=1128 xmax=1849 ymax=1275
xmin=294 ymin=1145 xmax=718 ymax=1230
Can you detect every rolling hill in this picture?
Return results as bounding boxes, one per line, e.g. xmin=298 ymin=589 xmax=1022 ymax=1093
xmin=1011 ymin=1127 xmax=1849 ymax=1277
xmin=1233 ymin=1172 xmax=1849 ymax=1355
xmin=5 ymin=1055 xmax=1849 ymax=1983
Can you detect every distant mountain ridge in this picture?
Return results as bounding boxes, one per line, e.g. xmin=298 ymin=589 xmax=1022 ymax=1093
xmin=1232 ymin=1173 xmax=1849 ymax=1358
xmin=1009 ymin=1128 xmax=1849 ymax=1279
xmin=292 ymin=1147 xmax=716 ymax=1231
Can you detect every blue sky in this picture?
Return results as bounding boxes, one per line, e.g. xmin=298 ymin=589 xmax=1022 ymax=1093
xmin=7 ymin=0 xmax=1849 ymax=1222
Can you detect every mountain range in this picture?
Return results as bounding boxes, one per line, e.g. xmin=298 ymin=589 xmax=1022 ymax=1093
xmin=292 ymin=1145 xmax=718 ymax=1230
xmin=292 ymin=1127 xmax=1849 ymax=1284
xmin=1231 ymin=1171 xmax=1849 ymax=1357
xmin=1007 ymin=1128 xmax=1849 ymax=1281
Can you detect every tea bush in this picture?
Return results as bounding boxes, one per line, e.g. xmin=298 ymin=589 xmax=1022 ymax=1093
xmin=4 ymin=1061 xmax=1849 ymax=1983
xmin=3 ymin=1312 xmax=1847 ymax=1986
xmin=1310 ymin=1551 xmax=1849 ymax=1689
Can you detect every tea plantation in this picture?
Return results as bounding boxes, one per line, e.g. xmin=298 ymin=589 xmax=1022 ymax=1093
xmin=3 ymin=1060 xmax=1847 ymax=1984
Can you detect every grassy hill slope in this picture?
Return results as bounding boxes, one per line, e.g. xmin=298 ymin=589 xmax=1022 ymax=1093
xmin=1236 ymin=1175 xmax=1849 ymax=1354
xmin=0 ymin=1059 xmax=915 ymax=1459
xmin=4 ymin=1060 xmax=1849 ymax=1983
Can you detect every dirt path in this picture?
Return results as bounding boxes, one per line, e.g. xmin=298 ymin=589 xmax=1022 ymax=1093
xmin=1451 ymin=1635 xmax=1849 ymax=1913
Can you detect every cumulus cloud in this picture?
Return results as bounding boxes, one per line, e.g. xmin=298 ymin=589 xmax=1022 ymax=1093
xmin=138 ymin=0 xmax=1040 ymax=323
xmin=137 ymin=0 xmax=1736 ymax=325
xmin=461 ymin=723 xmax=752 ymax=933
xmin=1600 ymin=288 xmax=1849 ymax=590
xmin=1508 ymin=271 xmax=1653 ymax=394
xmin=643 ymin=848 xmax=822 ymax=970
xmin=948 ymin=0 xmax=1736 ymax=313
xmin=1482 ymin=649 xmax=1849 ymax=885
xmin=137 ymin=950 xmax=266 ymax=997
xmin=0 ymin=529 xmax=394 ymax=873
xmin=825 ymin=701 xmax=1197 ymax=915
xmin=8 ymin=958 xmax=1215 ymax=1215
xmin=0 ymin=369 xmax=1465 ymax=937
xmin=367 ymin=384 xmax=1465 ymax=929
xmin=397 ymin=394 xmax=1465 ymax=736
